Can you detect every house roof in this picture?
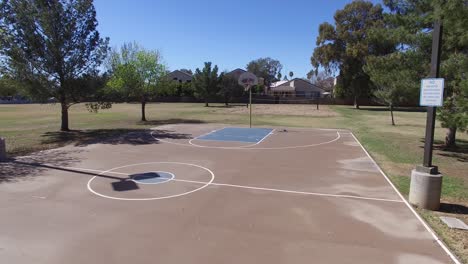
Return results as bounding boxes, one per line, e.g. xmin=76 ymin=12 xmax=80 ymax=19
xmin=169 ymin=70 xmax=192 ymax=77
xmin=227 ymin=68 xmax=246 ymax=75
xmin=290 ymin=78 xmax=325 ymax=91
xmin=270 ymin=80 xmax=288 ymax=88
xmin=270 ymin=78 xmax=325 ymax=92
xmin=226 ymin=68 xmax=246 ymax=80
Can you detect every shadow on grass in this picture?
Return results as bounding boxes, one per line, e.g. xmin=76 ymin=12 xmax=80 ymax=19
xmin=137 ymin=118 xmax=206 ymax=126
xmin=419 ymin=138 xmax=468 ymax=162
xmin=40 ymin=118 xmax=202 ymax=147
xmin=41 ymin=128 xmax=193 ymax=147
xmin=203 ymin=104 xmax=248 ymax=108
xmin=439 ymin=203 xmax=468 ymax=215
xmin=358 ymin=107 xmax=426 ymax=112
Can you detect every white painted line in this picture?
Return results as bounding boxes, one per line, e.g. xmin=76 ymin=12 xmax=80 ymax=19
xmin=188 ymin=127 xmax=275 ymax=148
xmin=171 ymin=178 xmax=403 ymax=203
xmin=153 ymin=130 xmax=341 ymax=150
xmin=191 ymin=127 xmax=227 ymax=141
xmin=86 ymin=162 xmax=215 ymax=201
xmin=61 ymin=165 xmax=402 ymax=203
xmin=239 ymin=128 xmax=276 ymax=148
xmin=350 ymin=133 xmax=461 ymax=264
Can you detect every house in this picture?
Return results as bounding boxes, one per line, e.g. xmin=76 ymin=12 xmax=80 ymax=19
xmin=225 ymin=68 xmax=246 ymax=80
xmin=166 ymin=70 xmax=192 ymax=83
xmin=270 ymin=78 xmax=325 ymax=98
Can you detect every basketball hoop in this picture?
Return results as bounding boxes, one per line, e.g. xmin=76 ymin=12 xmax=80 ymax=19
xmin=238 ymin=72 xmax=258 ymax=91
xmin=238 ymin=72 xmax=258 ymax=128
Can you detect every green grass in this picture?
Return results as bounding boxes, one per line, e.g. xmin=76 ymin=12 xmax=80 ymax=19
xmin=391 ymin=174 xmax=468 ymax=201
xmin=0 ymin=102 xmax=467 ymax=262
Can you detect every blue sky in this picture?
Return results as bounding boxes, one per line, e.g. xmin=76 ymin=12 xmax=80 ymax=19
xmin=94 ymin=0 xmax=380 ymax=78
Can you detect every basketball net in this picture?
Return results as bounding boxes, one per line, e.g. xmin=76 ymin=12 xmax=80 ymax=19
xmin=243 ymin=83 xmax=251 ymax=91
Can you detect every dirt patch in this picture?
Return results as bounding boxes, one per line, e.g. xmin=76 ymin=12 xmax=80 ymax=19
xmin=213 ymin=104 xmax=338 ymax=117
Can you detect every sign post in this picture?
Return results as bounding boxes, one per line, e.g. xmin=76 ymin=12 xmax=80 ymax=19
xmin=409 ymin=21 xmax=444 ymax=210
xmin=0 ymin=138 xmax=6 ymax=162
xmin=238 ymin=72 xmax=258 ymax=128
xmin=249 ymin=87 xmax=252 ymax=128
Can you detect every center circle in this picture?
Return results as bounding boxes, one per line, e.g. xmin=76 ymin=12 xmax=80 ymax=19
xmin=131 ymin=171 xmax=175 ymax=184
xmin=87 ymin=162 xmax=216 ymax=201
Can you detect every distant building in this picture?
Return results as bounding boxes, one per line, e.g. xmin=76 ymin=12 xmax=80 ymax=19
xmin=270 ymin=78 xmax=325 ymax=98
xmin=166 ymin=70 xmax=192 ymax=83
xmin=225 ymin=68 xmax=246 ymax=81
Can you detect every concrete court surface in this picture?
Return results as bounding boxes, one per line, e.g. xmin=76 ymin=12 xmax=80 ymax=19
xmin=0 ymin=124 xmax=458 ymax=264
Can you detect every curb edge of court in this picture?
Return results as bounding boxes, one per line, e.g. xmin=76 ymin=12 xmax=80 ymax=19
xmin=350 ymin=132 xmax=461 ymax=264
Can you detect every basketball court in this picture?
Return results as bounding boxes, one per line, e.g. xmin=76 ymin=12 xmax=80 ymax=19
xmin=0 ymin=124 xmax=458 ymax=263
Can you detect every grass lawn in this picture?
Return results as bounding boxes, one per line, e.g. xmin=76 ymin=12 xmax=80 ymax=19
xmin=1 ymin=102 xmax=467 ymax=262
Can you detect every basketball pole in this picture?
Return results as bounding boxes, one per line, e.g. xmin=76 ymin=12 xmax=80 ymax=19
xmin=249 ymin=86 xmax=252 ymax=128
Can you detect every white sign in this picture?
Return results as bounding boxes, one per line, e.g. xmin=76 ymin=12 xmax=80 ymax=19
xmin=420 ymin=78 xmax=444 ymax=107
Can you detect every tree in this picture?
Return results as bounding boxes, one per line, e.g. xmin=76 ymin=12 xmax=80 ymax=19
xmin=106 ymin=42 xmax=165 ymax=121
xmin=0 ymin=0 xmax=109 ymax=131
xmin=382 ymin=0 xmax=468 ymax=147
xmin=365 ymin=52 xmax=421 ymax=125
xmin=277 ymin=72 xmax=282 ymax=81
xmin=246 ymin=57 xmax=283 ymax=87
xmin=192 ymin=62 xmax=222 ymax=107
xmin=156 ymin=77 xmax=193 ymax=97
xmin=219 ymin=73 xmax=244 ymax=106
xmin=309 ymin=71 xmax=335 ymax=91
xmin=0 ymin=74 xmax=21 ymax=96
xmin=311 ymin=1 xmax=393 ymax=109
xmin=289 ymin=71 xmax=294 ymax=79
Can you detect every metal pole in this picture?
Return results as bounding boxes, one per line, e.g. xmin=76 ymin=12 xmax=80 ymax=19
xmin=422 ymin=21 xmax=443 ymax=168
xmin=249 ymin=87 xmax=252 ymax=128
xmin=0 ymin=138 xmax=6 ymax=162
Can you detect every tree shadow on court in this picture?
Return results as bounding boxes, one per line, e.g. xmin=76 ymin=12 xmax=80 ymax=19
xmin=40 ymin=128 xmax=191 ymax=147
xmin=2 ymin=156 xmax=143 ymax=193
xmin=0 ymin=149 xmax=82 ymax=183
xmin=439 ymin=203 xmax=468 ymax=215
xmin=419 ymin=138 xmax=468 ymax=162
xmin=0 ymin=149 xmax=139 ymax=189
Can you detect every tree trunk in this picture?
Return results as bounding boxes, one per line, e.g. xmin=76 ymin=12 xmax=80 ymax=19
xmin=205 ymin=98 xmax=209 ymax=107
xmin=445 ymin=127 xmax=457 ymax=148
xmin=353 ymin=96 xmax=359 ymax=109
xmin=60 ymin=102 xmax=69 ymax=131
xmin=390 ymin=104 xmax=395 ymax=126
xmin=141 ymin=101 xmax=147 ymax=122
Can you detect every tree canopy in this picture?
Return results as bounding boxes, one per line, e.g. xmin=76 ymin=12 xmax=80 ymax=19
xmin=246 ymin=57 xmax=282 ymax=87
xmin=365 ymin=52 xmax=422 ymax=125
xmin=0 ymin=0 xmax=109 ymax=130
xmin=192 ymin=62 xmax=222 ymax=107
xmin=106 ymin=42 xmax=165 ymax=121
xmin=380 ymin=0 xmax=468 ymax=146
xmin=219 ymin=73 xmax=244 ymax=106
xmin=311 ymin=0 xmax=393 ymax=108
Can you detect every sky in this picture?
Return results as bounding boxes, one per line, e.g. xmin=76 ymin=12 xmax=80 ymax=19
xmin=94 ymin=0 xmax=380 ymax=78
